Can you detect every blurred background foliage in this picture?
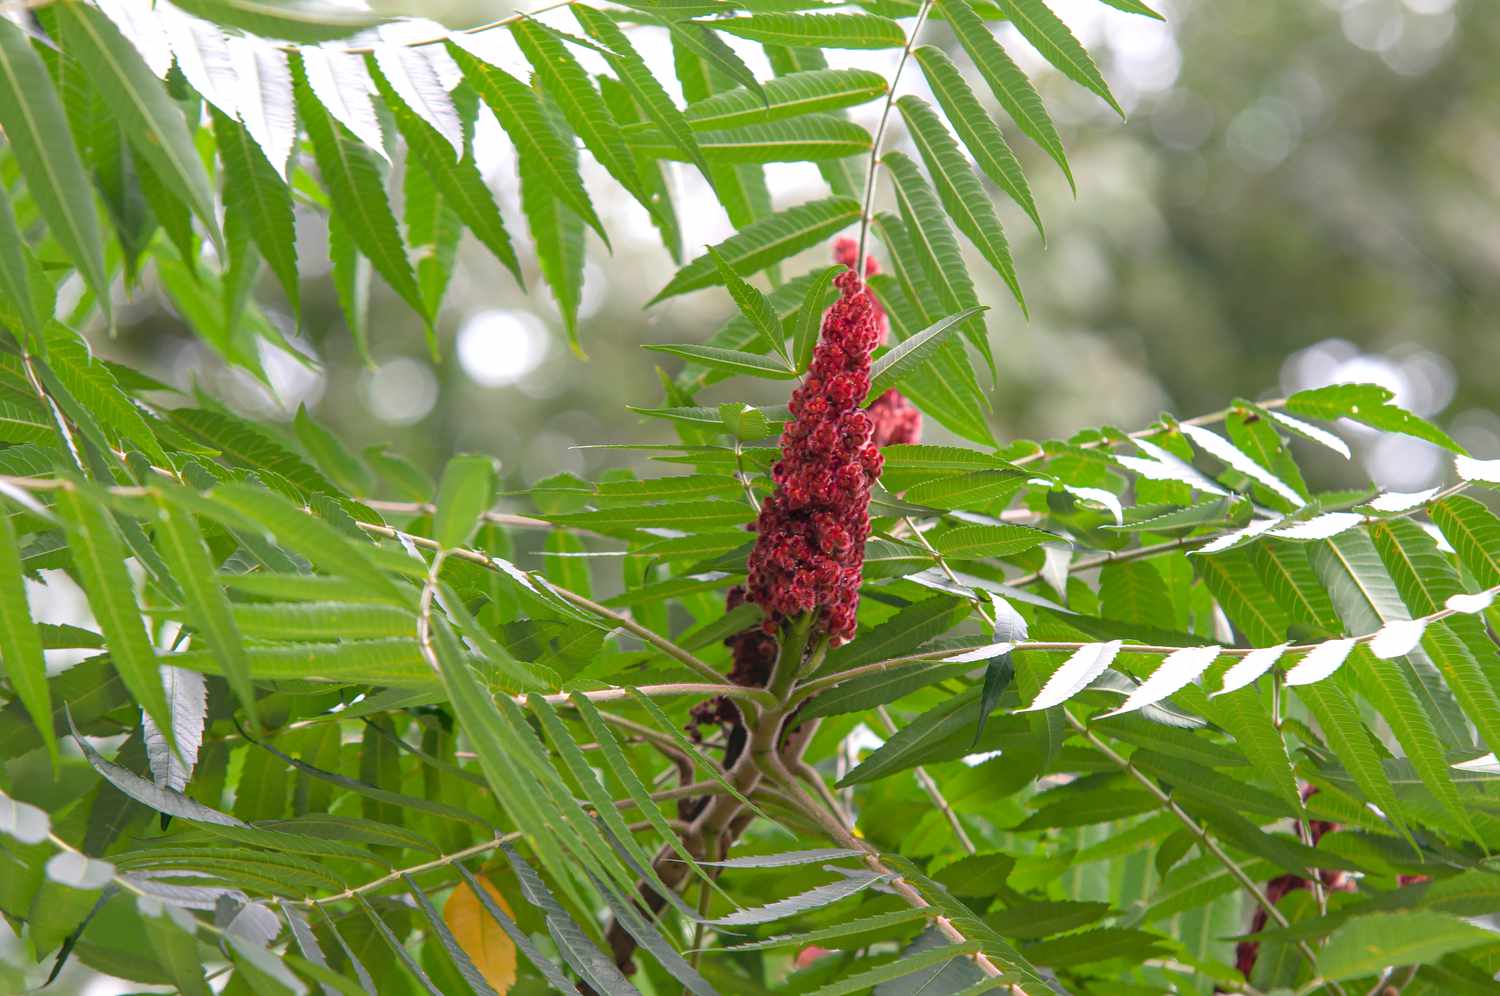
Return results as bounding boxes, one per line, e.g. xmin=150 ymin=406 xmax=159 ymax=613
xmin=96 ymin=0 xmax=1496 ymax=499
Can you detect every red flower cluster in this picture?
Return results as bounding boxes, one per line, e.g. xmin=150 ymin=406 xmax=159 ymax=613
xmin=867 ymin=389 xmax=922 ymax=446
xmin=1232 ymin=787 xmax=1354 ymax=981
xmin=832 ymin=238 xmax=886 ymax=345
xmin=832 ymin=239 xmax=921 ymax=448
xmin=745 ymin=265 xmax=883 ymax=643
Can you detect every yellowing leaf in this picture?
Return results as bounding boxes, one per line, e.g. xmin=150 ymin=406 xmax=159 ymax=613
xmin=444 ymin=876 xmax=517 ymax=993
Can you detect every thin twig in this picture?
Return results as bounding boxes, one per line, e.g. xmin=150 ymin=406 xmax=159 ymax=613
xmin=854 ymin=0 xmax=937 ymax=272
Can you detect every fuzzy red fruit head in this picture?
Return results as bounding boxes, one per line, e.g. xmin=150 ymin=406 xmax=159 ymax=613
xmin=746 ymin=268 xmax=882 ymax=644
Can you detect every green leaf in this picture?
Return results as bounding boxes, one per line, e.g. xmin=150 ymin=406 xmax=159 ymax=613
xmin=896 ymin=96 xmax=1022 ymax=306
xmin=811 ymin=940 xmax=980 ymax=995
xmin=0 ymin=19 xmax=109 ymax=321
xmin=71 ymin=715 xmax=242 ymax=827
xmin=933 ymin=523 xmax=1052 ymax=559
xmin=633 ymin=114 xmax=872 ymax=162
xmin=57 ymin=483 xmax=173 ymax=748
xmin=802 ymin=662 xmax=972 ymax=721
xmin=660 ymin=16 xmax=766 ymax=106
xmin=914 ymin=46 xmax=1042 ymax=240
xmin=1250 ymin=538 xmax=1342 ymax=634
xmin=367 ymin=61 xmax=523 ymax=286
xmin=645 ymin=343 xmax=797 ymax=379
xmin=449 ymin=40 xmax=606 ymax=243
xmin=678 ymin=68 xmax=886 ymax=131
xmin=0 ymin=399 xmax=53 ymax=445
xmin=708 ymin=13 xmax=906 ymax=48
xmin=167 ymin=0 xmax=386 ymax=43
xmin=868 ymin=305 xmax=988 ymax=398
xmin=523 ymin=102 xmax=589 ymax=351
xmin=512 ymin=20 xmax=656 ymax=224
xmin=1430 ymin=495 xmax=1500 ymax=588
xmin=938 ymin=0 xmax=1073 ymax=190
xmin=152 ymin=492 xmax=256 ymax=727
xmin=0 ymin=511 xmax=53 ymax=764
xmin=0 ymin=186 xmax=40 ymax=346
xmin=990 ymin=0 xmax=1122 ymax=117
xmin=293 ymin=404 xmax=371 ymax=496
xmin=1286 ymin=383 xmax=1463 ymax=452
xmin=652 ymin=196 xmax=861 ymax=302
xmin=794 ymin=265 xmax=843 ymax=373
xmin=55 ymin=3 xmax=220 ymax=249
xmin=434 ymin=455 xmax=499 ymax=550
xmin=292 ymin=54 xmax=426 ymax=323
xmin=403 ymin=876 xmax=500 ymax=996
xmin=42 ymin=329 xmax=171 ymax=468
xmin=705 ymin=245 xmax=787 ymax=359
xmin=1317 ymin=911 xmax=1492 ymax=981
xmin=706 ymin=871 xmax=885 ymax=926
xmin=721 ymin=908 xmax=931 ymax=951
xmin=204 ymin=483 xmax=405 ymax=605
xmin=883 ymin=153 xmax=993 ymax=374
xmin=171 ymin=408 xmax=336 ymax=495
xmin=574 ymin=4 xmax=713 ymax=188
xmin=1195 ymin=549 xmax=1288 ymax=646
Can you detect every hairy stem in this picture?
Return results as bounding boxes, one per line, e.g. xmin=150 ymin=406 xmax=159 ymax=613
xmin=854 ymin=0 xmax=936 ymax=275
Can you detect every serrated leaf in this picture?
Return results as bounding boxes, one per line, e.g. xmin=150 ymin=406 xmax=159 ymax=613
xmin=373 ymin=44 xmax=462 ymax=157
xmin=575 ymin=4 xmax=713 ymax=188
xmin=0 ymin=187 xmax=40 ymax=346
xmin=725 ymin=908 xmax=930 ymax=953
xmin=897 ymin=95 xmax=1022 ymax=305
xmin=679 ymin=67 xmax=886 ymax=131
xmin=433 ymin=454 xmax=498 ymax=549
xmin=645 ymin=343 xmax=797 ymax=379
xmin=1101 ymin=646 xmax=1220 ymax=718
xmin=704 ymin=244 xmax=787 ymax=358
xmin=634 ymin=113 xmax=872 ymax=162
xmin=369 ymin=60 xmax=522 ymax=285
xmin=1317 ymin=911 xmax=1492 ymax=981
xmin=0 ymin=512 xmax=53 ymax=764
xmin=214 ymin=109 xmax=301 ymax=316
xmin=0 ymin=19 xmax=110 ymax=320
xmin=661 ymin=16 xmax=765 ymax=105
xmin=1213 ymin=644 xmax=1287 ymax=697
xmin=1430 ymin=495 xmax=1500 ymax=588
xmin=709 ymin=12 xmax=906 ymax=47
xmin=142 ymin=666 xmax=206 ymax=793
xmin=939 ymin=0 xmax=1073 ymax=190
xmin=653 ymin=196 xmax=861 ymax=301
xmin=159 ymin=1 xmax=238 ymax=117
xmin=1179 ymin=423 xmax=1304 ymax=508
xmin=518 ymin=118 xmax=588 ymax=350
xmin=57 ymin=3 xmax=220 ymax=248
xmin=405 ymin=875 xmax=499 ymax=996
xmin=1285 ymin=382 xmax=1463 ymax=452
xmin=914 ymin=45 xmax=1042 ymax=240
xmin=512 ymin=19 xmax=658 ymax=223
xmin=298 ymin=46 xmax=387 ymax=158
xmin=227 ymin=37 xmax=296 ymax=179
xmin=884 ymin=152 xmax=992 ymax=372
xmin=292 ymin=55 xmax=425 ymax=322
xmin=442 ymin=875 xmax=519 ymax=994
xmin=933 ymin=522 xmax=1051 ymax=558
xmin=71 ymin=713 xmax=243 ymax=827
xmin=57 ymin=484 xmax=173 ymax=746
xmin=868 ymin=304 xmax=987 ymax=398
xmin=793 ymin=264 xmax=842 ymax=373
xmin=991 ymin=0 xmax=1121 ymax=116
xmin=203 ymin=482 xmax=405 ymax=604
xmin=1022 ymin=641 xmax=1122 ymax=711
xmin=706 ymin=871 xmax=885 ymax=926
